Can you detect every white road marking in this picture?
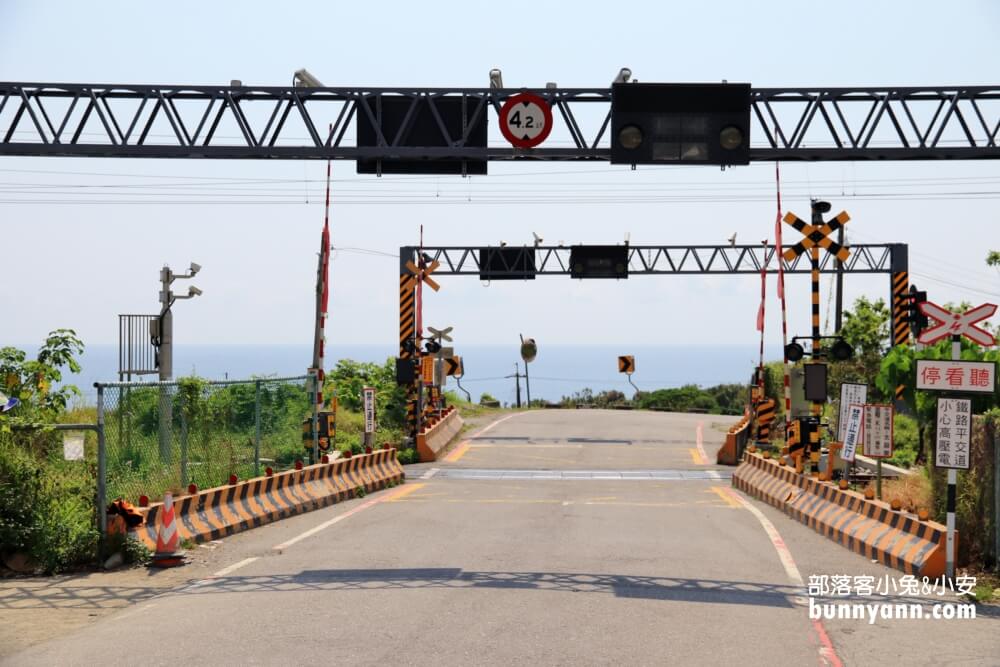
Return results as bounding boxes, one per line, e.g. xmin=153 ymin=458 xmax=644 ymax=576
xmin=720 ymin=486 xmax=843 ymax=667
xmin=212 ymin=557 xmax=259 ymax=577
xmin=272 ymin=484 xmax=424 ymax=552
xmin=420 ymin=467 xmax=440 ymax=479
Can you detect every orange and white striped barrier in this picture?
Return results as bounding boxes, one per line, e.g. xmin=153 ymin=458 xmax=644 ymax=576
xmin=715 ymin=416 xmax=751 ymax=465
xmin=150 ymin=492 xmax=185 ymax=568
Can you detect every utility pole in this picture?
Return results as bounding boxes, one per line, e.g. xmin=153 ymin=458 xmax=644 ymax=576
xmin=835 ymin=226 xmax=845 ymax=333
xmin=807 ymin=200 xmax=826 ymax=475
xmin=506 ymin=365 xmax=522 ymax=408
xmin=154 ymin=262 xmax=202 ymax=463
xmin=157 ymin=267 xmax=173 ymax=462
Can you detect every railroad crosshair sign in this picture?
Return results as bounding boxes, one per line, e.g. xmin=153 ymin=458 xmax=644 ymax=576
xmin=407 ymin=258 xmax=441 ymax=292
xmin=782 ymin=210 xmax=851 ymax=264
xmin=917 ymin=302 xmax=997 ymax=346
xmin=783 ymin=202 xmax=850 ymax=473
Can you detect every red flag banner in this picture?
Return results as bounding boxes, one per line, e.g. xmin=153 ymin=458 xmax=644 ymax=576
xmin=320 ymin=220 xmax=330 ymax=314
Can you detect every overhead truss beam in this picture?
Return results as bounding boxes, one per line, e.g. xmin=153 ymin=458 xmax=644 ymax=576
xmin=0 ymin=83 xmax=998 ymax=161
xmin=405 ymin=244 xmax=902 ymax=276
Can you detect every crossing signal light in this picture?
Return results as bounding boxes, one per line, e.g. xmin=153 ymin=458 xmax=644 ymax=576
xmin=569 ymin=245 xmax=628 ymax=279
xmin=829 ymin=338 xmax=854 ymax=362
xmin=785 ymin=342 xmax=805 ymax=362
xmin=424 ymin=339 xmax=442 ymax=354
xmin=611 ymin=82 xmax=751 ymax=166
xmin=907 ymin=285 xmax=929 ymax=338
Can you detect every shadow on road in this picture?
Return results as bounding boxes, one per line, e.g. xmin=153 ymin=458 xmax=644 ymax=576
xmin=177 ymin=569 xmax=801 ymax=608
xmin=0 ymin=578 xmax=165 ymax=610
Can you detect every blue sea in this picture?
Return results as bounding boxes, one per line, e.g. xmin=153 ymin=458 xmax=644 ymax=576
xmin=52 ymin=343 xmax=782 ymax=407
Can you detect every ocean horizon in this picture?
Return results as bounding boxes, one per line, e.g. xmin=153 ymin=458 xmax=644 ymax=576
xmin=21 ymin=343 xmax=784 ymax=407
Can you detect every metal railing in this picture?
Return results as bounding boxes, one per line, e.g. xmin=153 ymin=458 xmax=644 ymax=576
xmin=117 ymin=313 xmax=159 ymax=380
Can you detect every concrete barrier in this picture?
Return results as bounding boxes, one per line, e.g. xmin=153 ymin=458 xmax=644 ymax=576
xmin=716 ymin=416 xmax=750 ymax=465
xmin=131 ymin=448 xmax=405 ymax=549
xmin=416 ymin=406 xmax=464 ymax=462
xmin=732 ymin=450 xmax=799 ymax=509
xmin=733 ymin=452 xmax=952 ymax=578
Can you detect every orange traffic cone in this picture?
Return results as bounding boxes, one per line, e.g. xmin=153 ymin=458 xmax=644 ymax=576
xmin=150 ymin=492 xmax=186 ymax=568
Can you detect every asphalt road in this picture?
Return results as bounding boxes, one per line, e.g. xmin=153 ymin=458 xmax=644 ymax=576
xmin=5 ymin=410 xmax=998 ymax=666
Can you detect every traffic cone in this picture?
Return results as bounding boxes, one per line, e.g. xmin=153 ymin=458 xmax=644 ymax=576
xmin=150 ymin=492 xmax=186 ymax=568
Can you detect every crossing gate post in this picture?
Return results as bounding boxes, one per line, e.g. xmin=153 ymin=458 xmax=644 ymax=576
xmin=808 ymin=203 xmax=824 ymax=474
xmin=399 ymin=247 xmax=420 ymax=444
xmin=890 ymin=244 xmax=910 ymax=408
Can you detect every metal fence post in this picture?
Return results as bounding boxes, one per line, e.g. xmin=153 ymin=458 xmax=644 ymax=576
xmin=96 ymin=384 xmax=107 ymax=556
xmin=180 ymin=392 xmax=189 ymax=488
xmin=254 ymin=380 xmax=262 ymax=477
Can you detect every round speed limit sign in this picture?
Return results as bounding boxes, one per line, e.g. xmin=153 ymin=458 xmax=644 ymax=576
xmin=498 ymin=92 xmax=553 ymax=149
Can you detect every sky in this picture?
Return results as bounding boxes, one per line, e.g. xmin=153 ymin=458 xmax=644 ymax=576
xmin=2 ymin=1 xmax=1000 ymax=364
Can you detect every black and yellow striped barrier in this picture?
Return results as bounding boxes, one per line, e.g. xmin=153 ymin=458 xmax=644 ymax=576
xmin=734 ymin=452 xmax=951 ymax=577
xmin=131 ymin=449 xmax=405 ymax=548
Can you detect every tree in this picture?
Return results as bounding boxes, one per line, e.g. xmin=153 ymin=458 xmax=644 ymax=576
xmin=828 ymin=296 xmax=891 ymax=402
xmin=0 ymin=329 xmax=84 ymax=428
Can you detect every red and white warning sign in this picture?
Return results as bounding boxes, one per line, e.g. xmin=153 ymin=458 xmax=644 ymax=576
xmin=498 ymin=92 xmax=553 ymax=149
xmin=917 ymin=301 xmax=997 ymax=346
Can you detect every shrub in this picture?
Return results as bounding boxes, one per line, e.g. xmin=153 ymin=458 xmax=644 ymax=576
xmin=888 ymin=413 xmax=919 ymax=468
xmin=396 ymin=448 xmax=418 ymax=465
xmin=0 ymin=435 xmax=98 ymax=573
xmin=0 ymin=437 xmax=44 ymax=554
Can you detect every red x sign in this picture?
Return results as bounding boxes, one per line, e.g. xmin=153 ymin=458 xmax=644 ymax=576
xmin=917 ymin=301 xmax=997 ymax=346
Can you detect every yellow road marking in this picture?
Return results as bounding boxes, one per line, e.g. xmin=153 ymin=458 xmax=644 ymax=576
xmin=443 ymin=442 xmax=471 ymax=462
xmin=469 ymin=444 xmax=585 ymax=449
xmin=388 ymin=497 xmax=734 ymax=508
xmin=688 ymin=448 xmax=708 ymax=465
xmin=380 ymin=482 xmax=427 ymax=502
xmin=710 ymin=485 xmax=742 ymax=508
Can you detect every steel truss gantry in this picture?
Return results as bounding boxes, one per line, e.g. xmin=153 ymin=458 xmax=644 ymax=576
xmin=1 ymin=82 xmax=998 ymax=161
xmin=404 ymin=243 xmax=905 ymax=276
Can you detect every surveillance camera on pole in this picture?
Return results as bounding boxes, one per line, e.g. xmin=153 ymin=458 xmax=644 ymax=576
xmin=612 ymin=67 xmax=632 ymax=85
xmin=293 ymin=68 xmax=324 ymax=88
xmin=154 ymin=261 xmax=204 ymax=462
xmin=489 ymin=69 xmax=504 ymax=89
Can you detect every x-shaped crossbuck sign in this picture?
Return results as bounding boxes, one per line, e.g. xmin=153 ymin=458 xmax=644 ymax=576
xmin=918 ymin=301 xmax=997 ymax=346
xmin=406 ymin=258 xmax=440 ymax=291
xmin=782 ymin=210 xmax=851 ymax=262
xmin=428 ymin=326 xmax=453 ymax=342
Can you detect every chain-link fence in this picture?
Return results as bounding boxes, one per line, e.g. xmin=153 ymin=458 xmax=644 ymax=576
xmin=98 ymin=375 xmax=313 ymax=504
